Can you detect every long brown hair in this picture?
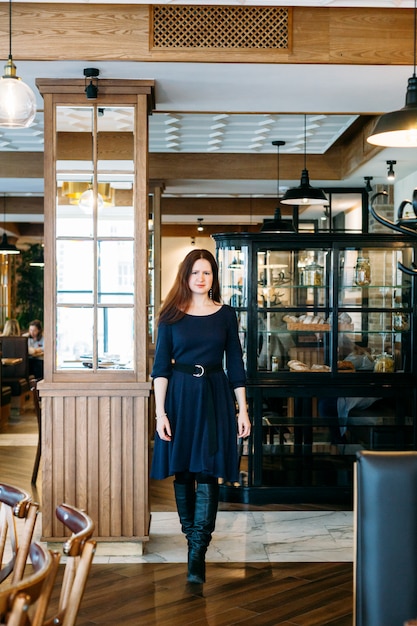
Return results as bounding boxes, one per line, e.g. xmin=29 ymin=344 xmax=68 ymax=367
xmin=158 ymin=249 xmax=221 ymax=324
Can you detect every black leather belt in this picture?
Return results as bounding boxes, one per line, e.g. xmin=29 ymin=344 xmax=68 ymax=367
xmin=172 ymin=362 xmax=223 ymax=454
xmin=172 ymin=363 xmax=223 ymax=377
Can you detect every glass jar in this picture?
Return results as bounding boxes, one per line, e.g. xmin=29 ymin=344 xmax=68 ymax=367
xmin=303 ymin=262 xmax=323 ymax=286
xmin=354 ymin=256 xmax=371 ymax=286
xmin=392 ymin=310 xmax=410 ymax=332
xmin=374 ymin=352 xmax=395 ymax=373
xmin=392 ymin=297 xmax=410 ymax=332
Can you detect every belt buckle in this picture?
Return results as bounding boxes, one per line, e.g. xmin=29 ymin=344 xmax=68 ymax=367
xmin=193 ymin=364 xmax=205 ymax=377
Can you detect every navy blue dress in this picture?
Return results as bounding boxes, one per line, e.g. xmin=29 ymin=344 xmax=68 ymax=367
xmin=150 ymin=305 xmax=246 ymax=483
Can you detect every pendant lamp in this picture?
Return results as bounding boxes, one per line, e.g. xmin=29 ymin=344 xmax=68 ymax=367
xmin=0 ymin=195 xmax=20 ymax=255
xmin=281 ymin=115 xmax=328 ymax=206
xmin=0 ymin=0 xmax=36 ymax=128
xmin=260 ymin=140 xmax=295 ymax=232
xmin=364 ymin=176 xmax=373 ymax=193
xmin=367 ymin=0 xmax=417 ymax=147
xmin=78 ymin=186 xmax=104 ymax=212
xmin=29 ymin=245 xmax=44 ymax=267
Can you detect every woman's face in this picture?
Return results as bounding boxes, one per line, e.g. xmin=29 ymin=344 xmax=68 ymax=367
xmin=29 ymin=324 xmax=39 ymax=339
xmin=188 ymin=259 xmax=213 ymax=296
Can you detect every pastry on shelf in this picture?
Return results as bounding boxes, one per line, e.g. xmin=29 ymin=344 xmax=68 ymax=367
xmin=337 ymin=360 xmax=355 ymax=371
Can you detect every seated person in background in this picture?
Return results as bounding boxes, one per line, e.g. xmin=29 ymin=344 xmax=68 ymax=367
xmin=1 ymin=318 xmax=21 ymax=336
xmin=318 ymin=396 xmax=381 ymax=444
xmin=25 ymin=319 xmax=44 ymax=380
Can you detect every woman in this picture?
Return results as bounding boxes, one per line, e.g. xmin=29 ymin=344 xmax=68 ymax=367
xmin=26 ymin=319 xmax=44 ymax=380
xmin=1 ymin=319 xmax=21 ymax=336
xmin=151 ymin=249 xmax=251 ymax=584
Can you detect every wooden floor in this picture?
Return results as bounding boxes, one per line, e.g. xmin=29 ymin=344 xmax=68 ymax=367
xmin=72 ymin=562 xmax=353 ymax=626
xmin=0 ymin=409 xmax=354 ymax=625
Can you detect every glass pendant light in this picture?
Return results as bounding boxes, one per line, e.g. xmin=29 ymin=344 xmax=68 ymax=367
xmin=0 ymin=0 xmax=37 ymax=128
xmin=78 ymin=186 xmax=104 ymax=212
xmin=281 ymin=115 xmax=328 ymax=206
xmin=367 ymin=0 xmax=417 ymax=147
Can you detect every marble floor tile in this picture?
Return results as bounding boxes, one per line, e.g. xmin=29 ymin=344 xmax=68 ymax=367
xmin=135 ymin=510 xmax=354 ymax=564
xmin=8 ymin=510 xmax=354 ymax=565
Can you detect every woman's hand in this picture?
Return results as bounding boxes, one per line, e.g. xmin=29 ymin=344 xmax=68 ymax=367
xmin=237 ymin=410 xmax=251 ymax=439
xmin=156 ymin=414 xmax=172 ymax=441
xmin=234 ymin=387 xmax=251 ymax=439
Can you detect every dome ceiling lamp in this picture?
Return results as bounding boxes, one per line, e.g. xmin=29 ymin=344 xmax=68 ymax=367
xmin=281 ymin=115 xmax=328 ymax=207
xmin=260 ymin=140 xmax=295 ymax=232
xmin=367 ymin=0 xmax=417 ymax=147
xmin=0 ymin=0 xmax=37 ymax=128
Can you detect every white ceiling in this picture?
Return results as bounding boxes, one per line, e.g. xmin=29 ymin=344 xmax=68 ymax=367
xmin=7 ymin=61 xmax=417 ymax=195
xmin=3 ymin=0 xmax=417 ymax=227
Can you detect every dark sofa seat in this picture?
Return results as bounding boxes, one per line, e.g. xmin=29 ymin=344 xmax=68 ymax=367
xmin=0 ymin=336 xmax=32 ymax=412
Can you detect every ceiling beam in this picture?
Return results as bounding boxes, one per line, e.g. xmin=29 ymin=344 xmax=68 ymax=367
xmin=162 ymin=197 xmax=285 ymax=217
xmin=0 ymin=153 xmax=43 ymax=179
xmin=161 ymin=224 xmax=261 ymax=237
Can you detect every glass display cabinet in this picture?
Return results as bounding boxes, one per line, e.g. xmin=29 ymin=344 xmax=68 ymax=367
xmin=213 ymin=232 xmax=417 ymax=505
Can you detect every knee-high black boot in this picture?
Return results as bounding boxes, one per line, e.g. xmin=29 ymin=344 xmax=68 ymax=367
xmin=174 ymin=481 xmax=196 ymax=548
xmin=187 ymin=482 xmax=219 ymax=584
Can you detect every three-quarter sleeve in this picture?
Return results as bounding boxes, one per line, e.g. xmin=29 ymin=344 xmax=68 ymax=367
xmin=151 ymin=322 xmax=174 ymax=379
xmin=224 ymin=306 xmax=247 ymax=389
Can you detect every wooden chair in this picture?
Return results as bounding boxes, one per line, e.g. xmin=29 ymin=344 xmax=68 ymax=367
xmin=0 ymin=484 xmax=39 ymax=584
xmin=0 ymin=542 xmax=60 ymax=626
xmin=30 ymin=382 xmax=41 ymax=485
xmin=44 ymin=504 xmax=96 ymax=626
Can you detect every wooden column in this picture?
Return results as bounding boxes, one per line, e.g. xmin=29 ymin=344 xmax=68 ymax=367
xmin=37 ymin=79 xmax=155 ymax=550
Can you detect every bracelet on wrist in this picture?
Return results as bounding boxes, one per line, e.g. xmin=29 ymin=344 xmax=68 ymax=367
xmin=155 ymin=413 xmax=167 ymax=420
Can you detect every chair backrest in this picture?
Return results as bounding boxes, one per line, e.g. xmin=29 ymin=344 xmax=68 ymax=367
xmin=0 ymin=337 xmax=29 ymax=380
xmin=354 ymin=450 xmax=417 ymax=626
xmin=0 ymin=483 xmax=39 ymax=584
xmin=30 ymin=380 xmax=41 ymax=485
xmin=0 ymin=542 xmax=60 ymax=626
xmin=44 ymin=504 xmax=96 ymax=626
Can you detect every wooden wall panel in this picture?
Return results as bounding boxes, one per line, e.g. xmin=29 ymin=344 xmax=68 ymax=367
xmin=133 ymin=396 xmax=149 ymax=537
xmin=41 ymin=395 xmax=54 ymax=538
xmin=0 ymin=5 xmax=413 ymax=66
xmin=87 ymin=397 xmax=100 ymax=534
xmin=63 ymin=396 xmax=77 ymax=511
xmin=98 ymin=397 xmax=111 ymax=538
xmin=39 ymin=385 xmax=151 ymax=546
xmin=121 ymin=396 xmax=134 ymax=539
xmin=110 ymin=396 xmax=123 ymax=538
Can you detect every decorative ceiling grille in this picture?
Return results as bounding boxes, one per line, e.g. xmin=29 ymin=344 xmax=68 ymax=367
xmin=151 ymin=6 xmax=290 ymax=50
